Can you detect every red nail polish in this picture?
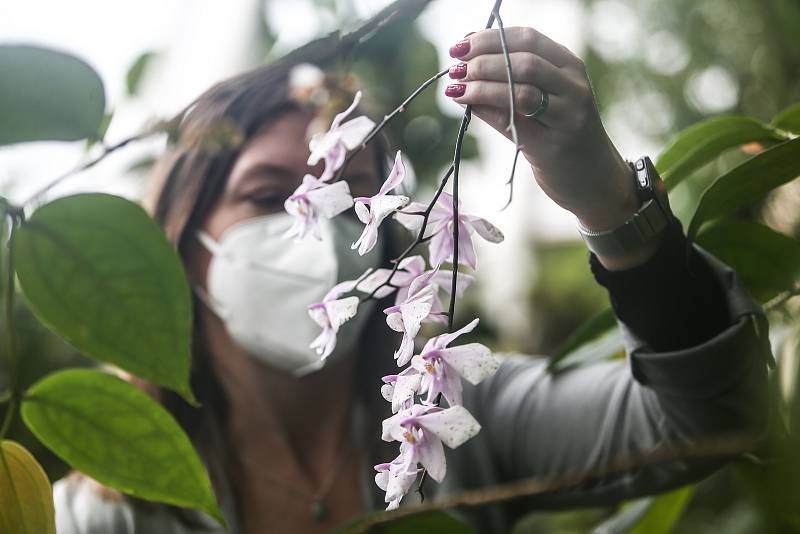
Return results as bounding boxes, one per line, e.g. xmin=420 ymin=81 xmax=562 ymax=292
xmin=448 ymin=63 xmax=467 ymax=79
xmin=463 ymin=31 xmax=476 ymax=38
xmin=445 ymin=83 xmax=466 ymax=97
xmin=449 ymin=39 xmax=471 ymax=58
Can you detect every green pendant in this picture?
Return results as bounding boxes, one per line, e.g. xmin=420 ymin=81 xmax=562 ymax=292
xmin=311 ymin=500 xmax=328 ymax=521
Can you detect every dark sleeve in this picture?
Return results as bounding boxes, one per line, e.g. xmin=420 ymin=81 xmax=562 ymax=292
xmin=589 ymin=215 xmax=730 ymax=352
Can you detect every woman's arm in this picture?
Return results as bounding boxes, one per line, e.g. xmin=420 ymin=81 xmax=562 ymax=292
xmin=464 ymin=232 xmax=773 ymax=507
xmin=448 ymin=26 xmax=774 ymax=506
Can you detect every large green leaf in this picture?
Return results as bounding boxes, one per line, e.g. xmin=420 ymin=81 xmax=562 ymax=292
xmin=0 ymin=45 xmax=105 ymax=145
xmin=773 ymin=102 xmax=800 ymax=134
xmin=696 ymin=220 xmax=800 ymax=303
xmin=591 ymin=486 xmax=694 ymax=534
xmin=656 ymin=116 xmax=784 ymax=191
xmin=13 ymin=193 xmax=194 ymax=401
xmin=687 ymin=136 xmax=800 ymax=239
xmin=0 ymin=440 xmax=55 ymax=534
xmin=21 ymin=369 xmax=223 ymax=525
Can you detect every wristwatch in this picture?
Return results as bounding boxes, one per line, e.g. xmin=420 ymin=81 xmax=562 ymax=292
xmin=576 ymin=156 xmax=672 ymax=257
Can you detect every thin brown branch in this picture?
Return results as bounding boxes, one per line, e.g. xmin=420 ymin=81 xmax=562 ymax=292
xmin=344 ymin=433 xmax=764 ymax=533
xmin=333 ymin=67 xmax=451 ymax=183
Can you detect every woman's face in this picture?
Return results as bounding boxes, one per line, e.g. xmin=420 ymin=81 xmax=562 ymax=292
xmin=186 ymin=108 xmax=381 ymax=287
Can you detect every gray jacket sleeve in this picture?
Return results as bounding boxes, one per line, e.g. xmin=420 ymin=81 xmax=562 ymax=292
xmin=467 ymin=246 xmax=773 ymax=508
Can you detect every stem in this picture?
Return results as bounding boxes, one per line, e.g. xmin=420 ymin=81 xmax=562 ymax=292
xmin=333 ymin=67 xmax=451 ymax=183
xmin=22 ymin=130 xmax=157 ymax=207
xmin=493 ymin=7 xmax=522 ymax=211
xmin=447 ymin=111 xmax=472 ymax=331
xmin=0 ymin=216 xmax=20 ymax=440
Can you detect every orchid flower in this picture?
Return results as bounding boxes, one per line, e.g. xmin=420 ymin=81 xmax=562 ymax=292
xmin=352 ymin=151 xmax=410 ymax=255
xmin=307 ymin=280 xmax=359 ymax=360
xmin=381 ymin=404 xmax=481 ymax=484
xmin=357 ymin=256 xmax=473 ymax=324
xmin=383 ymin=269 xmax=439 ymax=366
xmin=284 ymin=175 xmax=353 ymax=240
xmin=374 ymin=447 xmax=420 ymax=510
xmin=411 ymin=318 xmax=499 ymax=407
xmin=308 ymin=90 xmax=376 ymax=182
xmin=381 ymin=368 xmax=422 ymax=414
xmin=394 ymin=192 xmax=504 ymax=269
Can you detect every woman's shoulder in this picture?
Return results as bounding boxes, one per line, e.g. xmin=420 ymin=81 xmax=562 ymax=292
xmin=53 ymin=473 xmax=210 ymax=534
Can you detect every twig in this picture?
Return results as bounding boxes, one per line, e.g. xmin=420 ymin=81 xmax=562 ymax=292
xmin=22 ymin=130 xmax=158 ymax=207
xmin=333 ymin=67 xmax=451 ymax=183
xmin=493 ymin=6 xmax=522 ymax=211
xmin=344 ymin=432 xmax=764 ymax=533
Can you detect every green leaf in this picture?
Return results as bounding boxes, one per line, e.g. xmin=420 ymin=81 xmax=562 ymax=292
xmin=627 ymin=485 xmax=694 ymax=534
xmin=126 ymin=51 xmax=157 ymax=97
xmin=0 ymin=440 xmax=55 ymax=534
xmin=0 ymin=45 xmax=105 ymax=145
xmin=547 ymin=308 xmax=616 ymax=371
xmin=773 ymin=102 xmax=800 ymax=134
xmin=13 ymin=193 xmax=194 ymax=401
xmin=656 ymin=116 xmax=784 ymax=191
xmin=21 ymin=369 xmax=223 ymax=525
xmin=591 ymin=485 xmax=694 ymax=534
xmin=338 ymin=511 xmax=475 ymax=534
xmin=687 ymin=136 xmax=800 ymax=239
xmin=696 ymin=220 xmax=800 ymax=303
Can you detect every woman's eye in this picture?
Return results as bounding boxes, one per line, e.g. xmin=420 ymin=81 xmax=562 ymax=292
xmin=248 ymin=195 xmax=286 ymax=208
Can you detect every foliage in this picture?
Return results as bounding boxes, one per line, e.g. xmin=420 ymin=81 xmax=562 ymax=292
xmin=0 ymin=440 xmax=54 ymax=534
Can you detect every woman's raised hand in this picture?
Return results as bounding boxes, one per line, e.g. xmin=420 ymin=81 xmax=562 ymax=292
xmin=445 ymin=27 xmax=639 ymax=233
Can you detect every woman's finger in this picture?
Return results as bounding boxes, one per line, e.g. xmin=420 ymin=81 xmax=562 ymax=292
xmin=469 ymin=104 xmax=549 ymax=143
xmin=447 ymin=81 xmax=567 ymax=127
xmin=450 ymin=52 xmax=569 ymax=94
xmin=451 ymin=27 xmax=578 ymax=69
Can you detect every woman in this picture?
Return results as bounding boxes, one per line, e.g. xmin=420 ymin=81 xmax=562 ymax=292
xmin=53 ymin=26 xmax=772 ymax=534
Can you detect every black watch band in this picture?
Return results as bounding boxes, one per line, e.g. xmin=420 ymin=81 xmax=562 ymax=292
xmin=576 ymin=156 xmax=671 ymax=257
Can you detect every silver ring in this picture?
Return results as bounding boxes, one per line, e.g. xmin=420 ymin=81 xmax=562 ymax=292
xmin=523 ymin=90 xmax=549 ymax=119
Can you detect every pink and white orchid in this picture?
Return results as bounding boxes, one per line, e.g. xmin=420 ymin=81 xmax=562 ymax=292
xmin=381 ymin=368 xmax=423 ymax=414
xmin=383 ymin=269 xmax=439 ymax=366
xmin=352 ymin=151 xmax=410 ymax=255
xmin=357 ymin=256 xmax=473 ymax=324
xmin=411 ymin=318 xmax=499 ymax=407
xmin=307 ymin=280 xmax=359 ymax=360
xmin=284 ymin=175 xmax=353 ymax=240
xmin=374 ymin=447 xmax=420 ymax=510
xmin=308 ymin=90 xmax=376 ymax=182
xmin=394 ymin=192 xmax=504 ymax=269
xmin=381 ymin=404 xmax=481 ymax=484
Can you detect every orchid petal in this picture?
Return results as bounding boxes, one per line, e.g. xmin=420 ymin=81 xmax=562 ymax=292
xmin=330 ymin=90 xmax=363 ymax=130
xmin=416 ymin=434 xmax=446 ymax=482
xmin=325 ymin=296 xmax=359 ymax=331
xmin=379 ymin=151 xmax=406 ymax=195
xmin=456 ymin=226 xmax=478 ymax=269
xmin=354 ymin=200 xmax=371 ymax=224
xmin=428 ymin=230 xmax=452 ymax=268
xmin=397 ymin=255 xmax=425 ymax=274
xmin=465 ymin=215 xmax=504 ymax=243
xmin=307 ymin=306 xmax=328 ymax=329
xmin=434 ymin=318 xmax=480 ymax=349
xmin=369 ymin=194 xmax=409 ymax=224
xmin=352 ymin=223 xmax=379 ymax=255
xmin=338 ymin=116 xmax=376 ymax=149
xmin=399 ymin=292 xmax=433 ymax=340
xmin=305 ymin=180 xmax=353 ymax=217
xmin=385 ymin=311 xmax=404 ymax=333
xmin=439 ymin=343 xmax=499 ymax=385
xmin=416 ymin=405 xmax=481 ymax=449
xmin=392 ymin=370 xmax=422 ymax=413
xmin=395 ymin=333 xmax=416 ymax=367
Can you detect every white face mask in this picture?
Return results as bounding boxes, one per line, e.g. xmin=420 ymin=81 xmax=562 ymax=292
xmin=196 ymin=212 xmax=379 ymax=377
